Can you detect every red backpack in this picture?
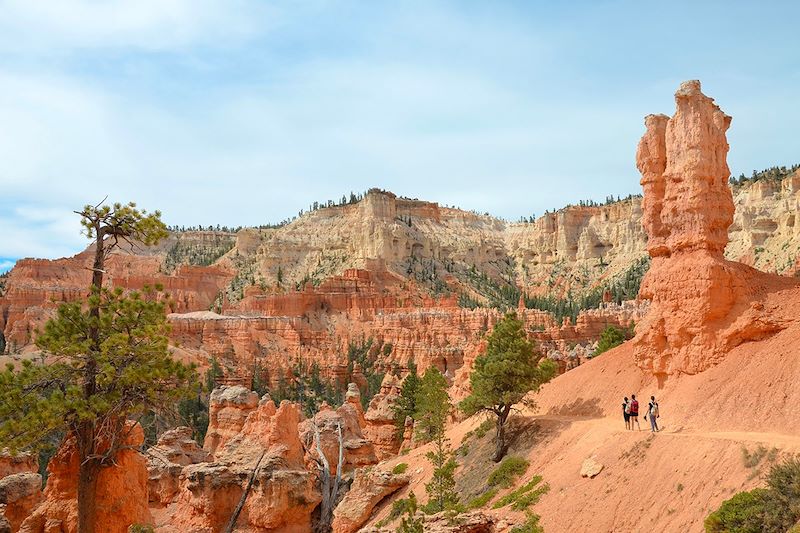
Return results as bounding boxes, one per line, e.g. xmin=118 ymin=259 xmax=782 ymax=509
xmin=630 ymin=399 xmax=639 ymax=414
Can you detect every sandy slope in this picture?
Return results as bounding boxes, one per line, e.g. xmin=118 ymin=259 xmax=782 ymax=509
xmin=366 ymin=283 xmax=800 ymax=532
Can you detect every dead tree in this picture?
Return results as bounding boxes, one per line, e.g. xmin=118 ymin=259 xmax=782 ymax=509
xmin=313 ymin=420 xmax=344 ymax=532
xmin=224 ymin=451 xmax=267 ymax=533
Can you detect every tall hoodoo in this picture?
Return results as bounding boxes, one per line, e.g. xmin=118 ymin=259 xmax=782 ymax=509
xmin=632 ymin=80 xmax=788 ymax=376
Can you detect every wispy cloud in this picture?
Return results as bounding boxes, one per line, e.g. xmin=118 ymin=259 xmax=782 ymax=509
xmin=0 ymin=1 xmax=798 ymax=261
xmin=0 ymin=259 xmax=16 ymax=273
xmin=0 ymin=0 xmax=270 ymax=52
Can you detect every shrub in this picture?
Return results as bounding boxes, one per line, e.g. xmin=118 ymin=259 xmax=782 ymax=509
xmin=762 ymin=456 xmax=800 ymax=531
xmin=474 ymin=419 xmax=493 ymax=439
xmin=593 ymin=325 xmax=626 ymax=356
xmin=488 ymin=456 xmax=530 ymax=488
xmin=509 ymin=484 xmax=550 ymax=511
xmin=510 ymin=513 xmax=544 ymax=533
xmin=704 ymin=489 xmax=769 ymax=533
xmin=392 ymin=463 xmax=409 ymax=475
xmin=467 ymin=487 xmax=499 ymax=509
xmin=376 ymin=495 xmax=413 ymax=527
xmin=129 ymin=526 xmax=155 ymax=533
xmin=705 ymin=457 xmax=800 ymax=533
xmin=493 ymin=476 xmax=544 ymax=509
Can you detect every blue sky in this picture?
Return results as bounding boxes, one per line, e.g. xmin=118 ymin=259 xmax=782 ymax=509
xmin=1 ymin=1 xmax=799 ymax=272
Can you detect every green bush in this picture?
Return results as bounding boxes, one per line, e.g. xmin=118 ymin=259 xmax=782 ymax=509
xmin=704 ymin=489 xmax=770 ymax=533
xmin=474 ymin=419 xmax=493 ymax=439
xmin=705 ymin=457 xmax=800 ymax=533
xmin=375 ymin=495 xmax=413 ymax=527
xmin=129 ymin=526 xmax=155 ymax=533
xmin=467 ymin=487 xmax=499 ymax=509
xmin=593 ymin=325 xmax=626 ymax=356
xmin=510 ymin=513 xmax=544 ymax=533
xmin=493 ymin=476 xmax=544 ymax=509
xmin=392 ymin=463 xmax=409 ymax=475
xmin=488 ymin=456 xmax=530 ymax=488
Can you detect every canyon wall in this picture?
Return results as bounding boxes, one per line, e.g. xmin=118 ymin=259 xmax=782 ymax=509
xmin=1 ymin=165 xmax=797 ymax=385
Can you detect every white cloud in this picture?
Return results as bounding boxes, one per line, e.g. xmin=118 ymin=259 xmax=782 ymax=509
xmin=0 ymin=204 xmax=85 ymax=259
xmin=0 ymin=0 xmax=270 ymax=52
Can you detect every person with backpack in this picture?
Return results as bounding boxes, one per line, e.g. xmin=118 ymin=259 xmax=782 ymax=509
xmin=629 ymin=394 xmax=641 ymax=430
xmin=646 ymin=395 xmax=660 ymax=432
xmin=622 ymin=396 xmax=631 ymax=430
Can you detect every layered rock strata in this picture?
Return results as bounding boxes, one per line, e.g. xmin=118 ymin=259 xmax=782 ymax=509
xmin=632 ymin=80 xmax=797 ymax=375
xmin=331 ymin=468 xmax=410 ymax=533
xmin=363 ymin=375 xmax=403 ymax=460
xmin=20 ymin=422 xmax=151 ymax=533
xmin=172 ymin=399 xmax=320 ymax=532
xmin=146 ymin=427 xmax=210 ymax=506
xmin=0 ymin=473 xmax=42 ymax=531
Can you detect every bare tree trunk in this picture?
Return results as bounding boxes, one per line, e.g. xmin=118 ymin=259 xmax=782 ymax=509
xmin=314 ymin=421 xmax=344 ymax=533
xmin=224 ymin=451 xmax=266 ymax=533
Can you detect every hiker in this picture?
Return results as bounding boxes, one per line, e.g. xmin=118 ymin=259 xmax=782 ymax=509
xmin=629 ymin=394 xmax=641 ymax=430
xmin=622 ymin=396 xmax=631 ymax=430
xmin=646 ymin=395 xmax=660 ymax=432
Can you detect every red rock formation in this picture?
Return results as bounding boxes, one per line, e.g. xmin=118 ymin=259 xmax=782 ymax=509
xmin=0 ymin=453 xmax=37 ymax=480
xmin=298 ymin=385 xmax=377 ymax=474
xmin=20 ymin=422 xmax=151 ymax=533
xmin=632 ymin=80 xmax=795 ymax=375
xmin=0 ymin=472 xmax=42 ymax=531
xmin=331 ymin=468 xmax=410 ymax=533
xmin=363 ymin=374 xmax=404 ymax=460
xmin=0 ymin=251 xmax=230 ymax=351
xmin=172 ymin=400 xmax=320 ymax=533
xmin=203 ymin=385 xmax=260 ymax=457
xmin=146 ymin=427 xmax=210 ymax=506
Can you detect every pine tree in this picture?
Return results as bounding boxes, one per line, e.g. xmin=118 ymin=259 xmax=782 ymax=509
xmin=0 ymin=201 xmax=197 ymax=533
xmin=392 ymin=362 xmax=420 ymax=439
xmin=413 ymin=368 xmax=459 ymax=513
xmin=413 ymin=368 xmax=449 ymax=443
xmin=460 ymin=313 xmax=557 ymax=462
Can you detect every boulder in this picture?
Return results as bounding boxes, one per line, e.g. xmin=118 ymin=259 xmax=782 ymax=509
xmin=203 ymin=385 xmax=260 ymax=457
xmin=580 ymin=457 xmax=604 ymax=478
xmin=331 ymin=468 xmax=410 ymax=533
xmin=146 ymin=427 xmax=209 ymax=505
xmin=0 ymin=472 xmax=42 ymax=531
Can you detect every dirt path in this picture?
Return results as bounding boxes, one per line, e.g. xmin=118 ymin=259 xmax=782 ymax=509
xmin=534 ymin=414 xmax=800 ymax=449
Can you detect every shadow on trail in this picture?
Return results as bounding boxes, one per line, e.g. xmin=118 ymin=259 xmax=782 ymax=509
xmin=544 ymin=396 xmax=603 ymax=417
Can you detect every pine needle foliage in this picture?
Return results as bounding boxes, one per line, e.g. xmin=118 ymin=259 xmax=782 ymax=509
xmin=460 ymin=313 xmax=557 ymax=461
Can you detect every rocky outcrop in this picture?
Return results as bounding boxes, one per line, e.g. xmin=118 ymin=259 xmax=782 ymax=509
xmin=0 ymin=473 xmax=42 ymax=531
xmin=203 ymin=385 xmax=260 ymax=457
xmin=20 ymin=423 xmax=150 ymax=533
xmin=0 ymin=453 xmax=37 ymax=480
xmin=172 ymin=400 xmax=320 ymax=533
xmin=146 ymin=427 xmax=209 ymax=505
xmin=632 ymin=80 xmax=797 ymax=375
xmin=728 ymin=170 xmax=800 ymax=274
xmin=299 ymin=385 xmax=377 ymax=474
xmin=363 ymin=375 xmax=403 ymax=460
xmin=331 ymin=468 xmax=410 ymax=533
xmin=0 ymin=241 xmax=232 ymax=352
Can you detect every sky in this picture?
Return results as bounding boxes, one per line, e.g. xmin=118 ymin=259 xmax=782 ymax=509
xmin=1 ymin=0 xmax=799 ymax=272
